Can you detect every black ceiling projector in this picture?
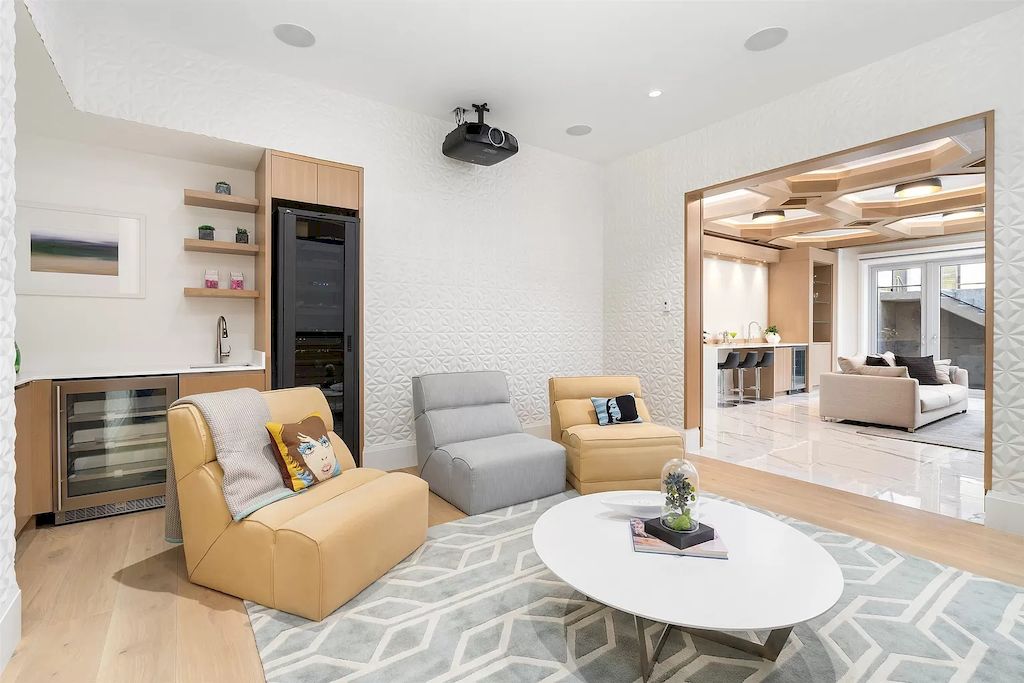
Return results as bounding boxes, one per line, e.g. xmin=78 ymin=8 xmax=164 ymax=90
xmin=442 ymin=103 xmax=519 ymax=166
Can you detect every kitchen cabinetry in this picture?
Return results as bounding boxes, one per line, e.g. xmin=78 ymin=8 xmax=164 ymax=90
xmin=179 ymin=370 xmax=266 ymax=397
xmin=54 ymin=375 xmax=178 ymax=524
xmin=774 ymin=347 xmax=794 ymax=393
xmin=809 ymin=342 xmax=833 ymax=388
xmin=270 ymin=152 xmax=361 ymax=210
xmin=14 ymin=380 xmax=53 ymax=534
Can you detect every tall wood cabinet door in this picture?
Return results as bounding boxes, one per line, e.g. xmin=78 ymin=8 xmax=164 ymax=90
xmin=316 ymin=164 xmax=360 ymax=210
xmin=14 ymin=384 xmax=34 ymax=534
xmin=271 ymin=155 xmax=318 ymax=203
xmin=774 ymin=347 xmax=793 ymax=393
xmin=809 ymin=342 xmax=833 ymax=388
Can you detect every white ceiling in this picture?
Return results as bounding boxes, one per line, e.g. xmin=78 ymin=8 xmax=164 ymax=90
xmin=24 ymin=0 xmax=1024 ymax=163
xmin=15 ymin=3 xmax=264 ymax=170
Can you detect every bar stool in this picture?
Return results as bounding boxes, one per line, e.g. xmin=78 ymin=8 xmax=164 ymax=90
xmin=716 ymin=351 xmax=740 ymax=408
xmin=734 ymin=352 xmax=759 ymax=404
xmin=753 ymin=351 xmax=774 ymax=401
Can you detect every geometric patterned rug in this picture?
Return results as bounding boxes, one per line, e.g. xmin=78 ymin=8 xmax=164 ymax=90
xmin=245 ymin=492 xmax=1024 ymax=682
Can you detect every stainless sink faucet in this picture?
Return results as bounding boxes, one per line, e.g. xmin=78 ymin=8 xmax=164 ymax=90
xmin=747 ymin=321 xmax=764 ymax=341
xmin=217 ymin=315 xmax=232 ymax=363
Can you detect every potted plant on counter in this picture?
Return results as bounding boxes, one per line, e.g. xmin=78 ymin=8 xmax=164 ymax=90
xmin=235 ymin=227 xmax=250 ymax=244
xmin=198 ymin=224 xmax=215 ymax=241
xmin=765 ymin=325 xmax=781 ymax=344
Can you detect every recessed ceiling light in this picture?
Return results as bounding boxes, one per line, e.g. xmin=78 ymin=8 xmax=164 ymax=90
xmin=648 ymin=89 xmax=663 ymax=98
xmin=943 ymin=207 xmax=984 ymax=221
xmin=752 ymin=210 xmax=786 ymax=224
xmin=894 ymin=177 xmax=942 ymax=199
xmin=273 ymin=23 xmax=316 ymax=48
xmin=744 ymin=26 xmax=789 ymax=52
xmin=566 ymin=124 xmax=592 ymax=136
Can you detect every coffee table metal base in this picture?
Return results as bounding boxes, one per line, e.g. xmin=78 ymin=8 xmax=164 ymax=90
xmin=634 ymin=616 xmax=792 ymax=681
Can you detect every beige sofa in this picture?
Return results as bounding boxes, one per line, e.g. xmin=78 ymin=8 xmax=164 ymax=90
xmin=819 ymin=365 xmax=969 ymax=432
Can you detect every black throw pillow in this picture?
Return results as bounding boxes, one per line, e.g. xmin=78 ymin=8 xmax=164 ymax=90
xmin=865 ymin=355 xmax=889 ymax=367
xmin=895 ymin=354 xmax=941 ymax=385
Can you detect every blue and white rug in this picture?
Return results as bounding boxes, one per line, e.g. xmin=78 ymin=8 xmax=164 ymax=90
xmin=246 ymin=493 xmax=1024 ymax=681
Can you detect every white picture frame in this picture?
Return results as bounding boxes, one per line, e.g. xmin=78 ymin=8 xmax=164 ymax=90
xmin=16 ymin=201 xmax=146 ymax=298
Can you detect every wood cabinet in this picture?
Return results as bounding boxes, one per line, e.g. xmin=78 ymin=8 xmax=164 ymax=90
xmin=809 ymin=342 xmax=833 ymax=388
xmin=774 ymin=347 xmax=794 ymax=393
xmin=269 ymin=152 xmax=361 ymax=210
xmin=14 ymin=380 xmax=54 ymax=534
xmin=316 ymin=164 xmax=360 ymax=210
xmin=179 ymin=370 xmax=267 ymax=398
xmin=271 ymin=155 xmax=318 ymax=204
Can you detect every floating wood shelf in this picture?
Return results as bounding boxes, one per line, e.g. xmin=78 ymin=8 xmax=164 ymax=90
xmin=184 ymin=287 xmax=259 ymax=299
xmin=183 ymin=238 xmax=259 ymax=255
xmin=183 ymin=189 xmax=259 ymax=213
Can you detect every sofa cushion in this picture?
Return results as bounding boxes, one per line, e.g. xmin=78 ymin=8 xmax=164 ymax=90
xmin=919 ymin=386 xmax=951 ymax=412
xmin=564 ymin=423 xmax=681 ymax=448
xmin=939 ymin=383 xmax=968 ymax=404
xmin=854 ymin=366 xmax=909 ymax=378
xmin=246 ymin=467 xmax=386 ymax=529
xmin=432 ymin=433 xmax=566 ymax=514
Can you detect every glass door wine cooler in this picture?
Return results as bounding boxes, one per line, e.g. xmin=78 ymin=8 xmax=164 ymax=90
xmin=53 ymin=375 xmax=178 ymax=524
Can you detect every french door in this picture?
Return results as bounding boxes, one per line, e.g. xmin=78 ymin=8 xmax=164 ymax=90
xmin=870 ymin=255 xmax=985 ymax=389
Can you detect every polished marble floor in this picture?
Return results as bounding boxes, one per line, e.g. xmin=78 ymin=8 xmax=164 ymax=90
xmin=697 ymin=390 xmax=985 ymax=523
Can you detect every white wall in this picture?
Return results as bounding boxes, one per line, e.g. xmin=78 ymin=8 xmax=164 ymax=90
xmin=0 ymin=0 xmax=18 ymax=669
xmin=702 ymin=257 xmax=768 ymax=338
xmin=15 ymin=134 xmax=257 ymax=375
xmin=23 ymin=7 xmax=605 ymax=465
xmin=602 ymin=7 xmax=1024 ymax=529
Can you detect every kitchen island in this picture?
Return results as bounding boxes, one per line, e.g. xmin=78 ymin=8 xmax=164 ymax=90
xmin=703 ymin=343 xmax=808 ymax=410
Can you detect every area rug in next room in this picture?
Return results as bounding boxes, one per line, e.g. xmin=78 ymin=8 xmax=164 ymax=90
xmin=246 ymin=493 xmax=1024 ymax=682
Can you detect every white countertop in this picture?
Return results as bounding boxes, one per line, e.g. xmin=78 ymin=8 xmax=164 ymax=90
xmin=705 ymin=342 xmax=807 ymax=349
xmin=14 ymin=351 xmax=265 ymax=388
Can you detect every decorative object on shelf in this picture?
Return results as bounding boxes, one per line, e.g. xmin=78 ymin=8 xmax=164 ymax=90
xmin=204 ymin=269 xmax=220 ymax=289
xmin=215 ymin=181 xmax=231 ymax=195
xmin=16 ymin=202 xmax=146 ymax=298
xmin=230 ymin=272 xmax=244 ymax=290
xmin=765 ymin=325 xmax=781 ymax=344
xmin=198 ymin=224 xmax=215 ymax=241
xmin=14 ymin=341 xmax=20 ymax=373
xmin=660 ymin=457 xmax=700 ymax=532
xmin=235 ymin=227 xmax=249 ymax=244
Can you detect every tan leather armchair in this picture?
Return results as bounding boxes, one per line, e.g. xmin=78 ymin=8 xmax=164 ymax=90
xmin=168 ymin=386 xmax=428 ymax=621
xmin=549 ymin=376 xmax=684 ymax=494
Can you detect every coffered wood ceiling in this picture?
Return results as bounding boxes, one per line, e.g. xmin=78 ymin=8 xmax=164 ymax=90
xmin=703 ymin=133 xmax=986 ymax=250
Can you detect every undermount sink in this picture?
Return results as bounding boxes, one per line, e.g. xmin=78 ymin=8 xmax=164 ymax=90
xmin=188 ymin=362 xmax=255 ymax=370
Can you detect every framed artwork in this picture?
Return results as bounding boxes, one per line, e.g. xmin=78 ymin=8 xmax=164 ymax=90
xmin=16 ymin=202 xmax=145 ymax=298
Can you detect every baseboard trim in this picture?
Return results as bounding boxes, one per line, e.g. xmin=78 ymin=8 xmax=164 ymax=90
xmin=363 ymin=422 xmax=552 ymax=472
xmin=0 ymin=589 xmax=21 ymax=674
xmin=985 ymin=490 xmax=1024 ymax=536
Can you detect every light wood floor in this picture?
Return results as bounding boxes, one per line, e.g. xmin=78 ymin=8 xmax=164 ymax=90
xmin=5 ymin=461 xmax=1023 ymax=682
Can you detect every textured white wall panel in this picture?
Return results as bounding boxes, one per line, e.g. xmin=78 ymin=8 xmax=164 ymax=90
xmin=0 ymin=0 xmax=18 ymax=669
xmin=25 ymin=6 xmax=604 ymax=450
xmin=602 ymin=9 xmax=1024 ymax=503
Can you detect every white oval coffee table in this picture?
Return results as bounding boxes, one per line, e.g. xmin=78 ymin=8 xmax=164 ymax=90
xmin=532 ymin=492 xmax=843 ymax=680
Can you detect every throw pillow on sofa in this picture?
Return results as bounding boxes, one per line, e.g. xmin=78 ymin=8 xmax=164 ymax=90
xmin=894 ymin=355 xmax=942 ymax=385
xmin=864 ymin=355 xmax=891 ymax=367
xmin=933 ymin=359 xmax=953 ymax=384
xmin=591 ymin=394 xmax=644 ymax=425
xmin=266 ymin=413 xmax=343 ymax=491
xmin=837 ymin=352 xmax=895 ymax=373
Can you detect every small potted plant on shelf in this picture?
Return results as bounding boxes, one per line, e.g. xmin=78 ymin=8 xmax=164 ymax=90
xmin=235 ymin=227 xmax=249 ymax=244
xmin=765 ymin=325 xmax=781 ymax=344
xmin=198 ymin=224 xmax=215 ymax=241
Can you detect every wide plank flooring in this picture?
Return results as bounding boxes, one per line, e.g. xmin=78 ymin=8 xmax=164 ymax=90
xmin=4 ymin=461 xmax=1023 ymax=682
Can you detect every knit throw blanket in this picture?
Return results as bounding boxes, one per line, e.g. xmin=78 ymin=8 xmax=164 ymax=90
xmin=165 ymin=388 xmax=294 ymax=543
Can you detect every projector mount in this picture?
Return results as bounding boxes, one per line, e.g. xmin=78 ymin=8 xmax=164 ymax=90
xmin=452 ymin=103 xmax=490 ymax=126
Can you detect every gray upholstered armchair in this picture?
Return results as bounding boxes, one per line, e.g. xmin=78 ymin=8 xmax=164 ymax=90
xmin=412 ymin=371 xmax=566 ymax=514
